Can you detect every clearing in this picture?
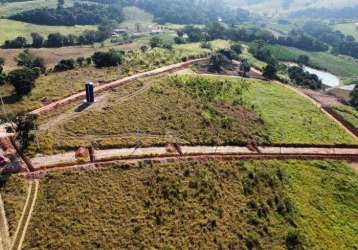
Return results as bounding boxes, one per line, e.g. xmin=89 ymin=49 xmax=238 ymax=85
xmin=33 ymin=75 xmax=357 ymax=155
xmin=21 ymin=160 xmax=358 ymax=249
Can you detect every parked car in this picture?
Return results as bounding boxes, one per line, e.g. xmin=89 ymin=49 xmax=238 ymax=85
xmin=0 ymin=156 xmax=6 ymax=167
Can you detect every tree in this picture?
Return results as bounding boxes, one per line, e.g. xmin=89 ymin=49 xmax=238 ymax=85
xmin=0 ymin=58 xmax=6 ymax=85
xmin=150 ymin=36 xmax=163 ymax=49
xmin=76 ymin=57 xmax=85 ymax=67
xmin=13 ymin=113 xmax=38 ymax=153
xmin=46 ymin=33 xmax=64 ymax=48
xmin=3 ymin=36 xmax=27 ymax=48
xmin=239 ymin=60 xmax=251 ymax=77
xmin=31 ymin=33 xmax=44 ymax=48
xmin=297 ymin=55 xmax=310 ymax=66
xmin=15 ymin=49 xmax=46 ymax=73
xmin=263 ymin=63 xmax=277 ymax=80
xmin=7 ymin=68 xmax=39 ymax=95
xmin=54 ymin=59 xmax=75 ymax=72
xmin=351 ymin=84 xmax=358 ymax=108
xmin=209 ymin=53 xmax=231 ymax=72
xmin=230 ymin=42 xmax=242 ymax=55
xmin=91 ymin=49 xmax=124 ymax=68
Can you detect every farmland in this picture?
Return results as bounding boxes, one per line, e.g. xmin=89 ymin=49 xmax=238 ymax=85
xmin=21 ymin=160 xmax=358 ymax=249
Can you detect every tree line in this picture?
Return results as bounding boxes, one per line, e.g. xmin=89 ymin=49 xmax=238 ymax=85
xmin=2 ymin=21 xmax=115 ymax=49
xmin=302 ymin=21 xmax=358 ymax=59
xmin=9 ymin=2 xmax=123 ymax=26
xmin=179 ymin=23 xmax=328 ymax=52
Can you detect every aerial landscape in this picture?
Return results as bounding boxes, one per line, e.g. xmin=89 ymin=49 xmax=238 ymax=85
xmin=0 ymin=0 xmax=358 ymax=249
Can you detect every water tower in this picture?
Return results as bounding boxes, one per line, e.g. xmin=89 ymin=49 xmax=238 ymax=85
xmin=85 ymin=82 xmax=95 ymax=103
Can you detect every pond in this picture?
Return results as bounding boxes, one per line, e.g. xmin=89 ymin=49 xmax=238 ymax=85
xmin=303 ymin=66 xmax=340 ymax=88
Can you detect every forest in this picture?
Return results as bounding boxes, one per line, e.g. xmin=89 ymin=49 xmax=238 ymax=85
xmin=9 ymin=2 xmax=123 ymax=26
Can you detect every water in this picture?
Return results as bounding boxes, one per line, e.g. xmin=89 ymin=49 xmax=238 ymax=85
xmin=303 ymin=66 xmax=340 ymax=88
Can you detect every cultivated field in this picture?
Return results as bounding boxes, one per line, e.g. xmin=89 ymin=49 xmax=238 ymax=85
xmin=22 ymin=160 xmax=358 ymax=249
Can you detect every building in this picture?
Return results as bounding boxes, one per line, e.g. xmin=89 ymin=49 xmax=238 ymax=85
xmin=111 ymin=28 xmax=128 ymax=37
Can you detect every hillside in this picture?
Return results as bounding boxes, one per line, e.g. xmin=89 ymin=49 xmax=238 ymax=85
xmin=16 ymin=160 xmax=358 ymax=249
xmin=225 ymin=0 xmax=358 ymax=16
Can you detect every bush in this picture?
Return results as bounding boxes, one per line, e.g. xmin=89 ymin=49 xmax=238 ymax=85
xmin=54 ymin=59 xmax=76 ymax=72
xmin=7 ymin=68 xmax=40 ymax=95
xmin=200 ymin=41 xmax=212 ymax=49
xmin=91 ymin=49 xmax=124 ymax=68
xmin=263 ymin=64 xmax=277 ymax=80
xmin=15 ymin=49 xmax=46 ymax=73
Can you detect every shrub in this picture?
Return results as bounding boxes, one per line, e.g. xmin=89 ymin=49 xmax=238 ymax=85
xmin=92 ymin=49 xmax=124 ymax=68
xmin=7 ymin=68 xmax=39 ymax=95
xmin=54 ymin=59 xmax=76 ymax=72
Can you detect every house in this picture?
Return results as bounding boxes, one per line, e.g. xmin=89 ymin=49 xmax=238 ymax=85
xmin=111 ymin=28 xmax=128 ymax=37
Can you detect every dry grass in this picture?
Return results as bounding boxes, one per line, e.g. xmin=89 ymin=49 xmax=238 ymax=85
xmin=23 ymin=160 xmax=358 ymax=249
xmin=0 ymin=43 xmax=139 ymax=72
xmin=0 ymin=175 xmax=28 ymax=238
xmin=36 ymin=76 xmax=264 ymax=154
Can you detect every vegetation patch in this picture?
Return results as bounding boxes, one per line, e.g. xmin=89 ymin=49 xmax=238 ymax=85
xmin=0 ymin=174 xmax=28 ymax=238
xmin=267 ymin=44 xmax=358 ymax=85
xmin=0 ymin=46 xmax=210 ymax=116
xmin=333 ymin=105 xmax=358 ymax=129
xmin=35 ymin=76 xmax=265 ymax=154
xmin=23 ymin=160 xmax=358 ymax=249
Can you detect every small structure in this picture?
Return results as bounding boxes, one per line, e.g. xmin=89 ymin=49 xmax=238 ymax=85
xmin=85 ymin=82 xmax=95 ymax=103
xmin=112 ymin=28 xmax=128 ymax=37
xmin=327 ymin=84 xmax=355 ymax=102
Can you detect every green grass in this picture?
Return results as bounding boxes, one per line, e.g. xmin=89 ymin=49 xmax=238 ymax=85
xmin=242 ymin=80 xmax=357 ymax=144
xmin=118 ymin=6 xmax=155 ymax=32
xmin=22 ymin=160 xmax=358 ymax=249
xmin=267 ymin=44 xmax=358 ymax=85
xmin=334 ymin=23 xmax=358 ymax=41
xmin=333 ymin=105 xmax=358 ymax=129
xmin=0 ymin=19 xmax=97 ymax=45
xmin=0 ymin=175 xmax=28 ymax=238
xmin=0 ymin=0 xmax=70 ymax=17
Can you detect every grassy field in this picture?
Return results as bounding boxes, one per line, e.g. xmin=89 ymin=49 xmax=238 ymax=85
xmin=118 ymin=6 xmax=155 ymax=32
xmin=334 ymin=105 xmax=358 ymax=129
xmin=0 ymin=46 xmax=212 ymax=117
xmin=267 ymin=44 xmax=358 ymax=85
xmin=22 ymin=160 xmax=358 ymax=249
xmin=34 ymin=75 xmax=357 ymax=155
xmin=334 ymin=23 xmax=358 ymax=41
xmin=241 ymin=80 xmax=357 ymax=144
xmin=0 ymin=0 xmax=72 ymax=17
xmin=35 ymin=76 xmax=266 ymax=154
xmin=0 ymin=175 xmax=28 ymax=238
xmin=0 ymin=19 xmax=97 ymax=45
